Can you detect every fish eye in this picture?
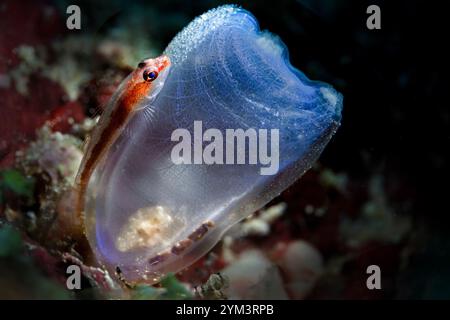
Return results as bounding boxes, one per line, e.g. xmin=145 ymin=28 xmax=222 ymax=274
xmin=143 ymin=69 xmax=158 ymax=82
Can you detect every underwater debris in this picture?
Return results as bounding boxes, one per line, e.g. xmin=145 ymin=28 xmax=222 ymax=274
xmin=61 ymin=252 xmax=119 ymax=293
xmin=240 ymin=203 xmax=287 ymax=237
xmin=71 ymin=116 xmax=99 ymax=140
xmin=127 ymin=273 xmax=194 ymax=300
xmin=221 ymin=250 xmax=289 ymax=299
xmin=275 ymin=240 xmax=324 ymax=299
xmin=129 ymin=284 xmax=166 ymax=300
xmin=218 ymin=237 xmax=325 ymax=299
xmin=16 ymin=125 xmax=82 ymax=186
xmin=340 ymin=174 xmax=412 ymax=247
xmin=319 ymin=168 xmax=348 ymax=193
xmin=97 ymin=39 xmax=156 ymax=70
xmin=43 ymin=36 xmax=94 ymax=101
xmin=9 ymin=45 xmax=47 ymax=95
xmin=158 ymin=273 xmax=193 ymax=299
xmin=195 ymin=273 xmax=229 ymax=300
xmin=13 ymin=125 xmax=84 ymax=244
xmin=8 ymin=40 xmax=91 ymax=100
xmin=8 ymin=36 xmax=130 ymax=101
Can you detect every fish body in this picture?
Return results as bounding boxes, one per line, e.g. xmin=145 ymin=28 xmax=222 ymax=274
xmin=75 ymin=56 xmax=171 ymax=224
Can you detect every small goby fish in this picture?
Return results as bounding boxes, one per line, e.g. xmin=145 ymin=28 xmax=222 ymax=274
xmin=75 ymin=55 xmax=171 ymax=225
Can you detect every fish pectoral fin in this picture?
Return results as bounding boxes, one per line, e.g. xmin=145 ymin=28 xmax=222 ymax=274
xmin=134 ymin=104 xmax=154 ymax=112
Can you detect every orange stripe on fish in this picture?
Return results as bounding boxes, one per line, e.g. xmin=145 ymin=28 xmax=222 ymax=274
xmin=75 ymin=55 xmax=171 ymax=230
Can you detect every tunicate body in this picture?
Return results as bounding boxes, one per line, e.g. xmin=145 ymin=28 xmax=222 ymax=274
xmin=84 ymin=5 xmax=343 ymax=284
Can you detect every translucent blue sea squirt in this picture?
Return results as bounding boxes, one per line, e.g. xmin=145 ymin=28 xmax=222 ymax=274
xmin=81 ymin=5 xmax=343 ymax=284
